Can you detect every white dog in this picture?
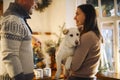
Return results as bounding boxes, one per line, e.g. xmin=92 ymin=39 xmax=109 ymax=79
xmin=55 ymin=27 xmax=80 ymax=79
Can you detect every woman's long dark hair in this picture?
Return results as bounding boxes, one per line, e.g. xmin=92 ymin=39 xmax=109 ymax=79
xmin=78 ymin=4 xmax=102 ymax=39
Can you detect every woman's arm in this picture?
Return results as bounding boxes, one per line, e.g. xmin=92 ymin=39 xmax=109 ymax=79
xmin=71 ymin=31 xmax=100 ymax=71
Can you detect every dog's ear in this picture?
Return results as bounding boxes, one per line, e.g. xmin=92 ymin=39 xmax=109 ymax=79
xmin=63 ymin=29 xmax=69 ymax=35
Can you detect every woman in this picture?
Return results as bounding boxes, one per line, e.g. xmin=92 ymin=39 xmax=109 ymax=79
xmin=68 ymin=4 xmax=102 ymax=80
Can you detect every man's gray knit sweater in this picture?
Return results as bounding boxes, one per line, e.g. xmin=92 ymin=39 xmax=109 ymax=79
xmin=0 ymin=3 xmax=34 ymax=80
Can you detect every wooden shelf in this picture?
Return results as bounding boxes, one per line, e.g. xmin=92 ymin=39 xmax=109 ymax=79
xmin=33 ymin=68 xmax=120 ymax=80
xmin=96 ymin=72 xmax=120 ymax=80
xmin=33 ymin=77 xmax=51 ymax=80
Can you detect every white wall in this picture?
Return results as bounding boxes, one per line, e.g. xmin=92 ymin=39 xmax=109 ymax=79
xmin=76 ymin=0 xmax=86 ymax=6
xmin=65 ymin=0 xmax=86 ymax=28
xmin=66 ymin=0 xmax=76 ymax=28
xmin=3 ymin=0 xmax=80 ymax=41
xmin=28 ymin=0 xmax=66 ymax=32
xmin=28 ymin=0 xmax=66 ymax=42
xmin=3 ymin=0 xmax=14 ymax=12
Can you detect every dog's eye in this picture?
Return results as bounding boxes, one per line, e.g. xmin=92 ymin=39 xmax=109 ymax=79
xmin=70 ymin=34 xmax=73 ymax=37
xmin=76 ymin=33 xmax=79 ymax=36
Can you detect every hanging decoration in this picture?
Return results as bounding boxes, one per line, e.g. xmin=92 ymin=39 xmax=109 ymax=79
xmin=35 ymin=0 xmax=52 ymax=12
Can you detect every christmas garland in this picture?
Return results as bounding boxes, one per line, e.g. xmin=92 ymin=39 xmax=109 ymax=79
xmin=35 ymin=0 xmax=52 ymax=12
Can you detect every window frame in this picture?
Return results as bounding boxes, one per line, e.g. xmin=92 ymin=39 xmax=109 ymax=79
xmin=98 ymin=0 xmax=120 ymax=73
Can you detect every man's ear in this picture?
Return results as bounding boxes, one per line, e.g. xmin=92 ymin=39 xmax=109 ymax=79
xmin=63 ymin=29 xmax=69 ymax=35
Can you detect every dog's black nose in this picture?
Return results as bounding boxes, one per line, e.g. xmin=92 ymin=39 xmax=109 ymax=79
xmin=75 ymin=40 xmax=79 ymax=45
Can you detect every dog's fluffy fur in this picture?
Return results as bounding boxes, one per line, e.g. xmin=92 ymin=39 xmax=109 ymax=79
xmin=55 ymin=27 xmax=80 ymax=79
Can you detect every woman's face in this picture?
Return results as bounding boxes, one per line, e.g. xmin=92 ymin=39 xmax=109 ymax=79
xmin=74 ymin=8 xmax=85 ymax=28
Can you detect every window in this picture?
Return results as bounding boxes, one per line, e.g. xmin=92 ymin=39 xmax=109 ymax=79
xmin=101 ymin=22 xmax=114 ymax=71
xmin=87 ymin=0 xmax=120 ymax=73
xmin=101 ymin=0 xmax=114 ymax=17
xmin=117 ymin=0 xmax=120 ymax=16
xmin=0 ymin=0 xmax=3 ymax=16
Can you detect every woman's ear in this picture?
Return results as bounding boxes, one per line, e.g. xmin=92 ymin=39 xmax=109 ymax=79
xmin=63 ymin=29 xmax=69 ymax=35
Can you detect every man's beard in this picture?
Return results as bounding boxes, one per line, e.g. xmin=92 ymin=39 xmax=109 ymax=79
xmin=29 ymin=8 xmax=33 ymax=15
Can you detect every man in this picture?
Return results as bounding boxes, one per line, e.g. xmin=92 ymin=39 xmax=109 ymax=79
xmin=0 ymin=0 xmax=35 ymax=80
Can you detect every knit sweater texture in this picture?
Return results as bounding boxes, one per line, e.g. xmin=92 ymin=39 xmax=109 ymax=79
xmin=0 ymin=2 xmax=34 ymax=80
